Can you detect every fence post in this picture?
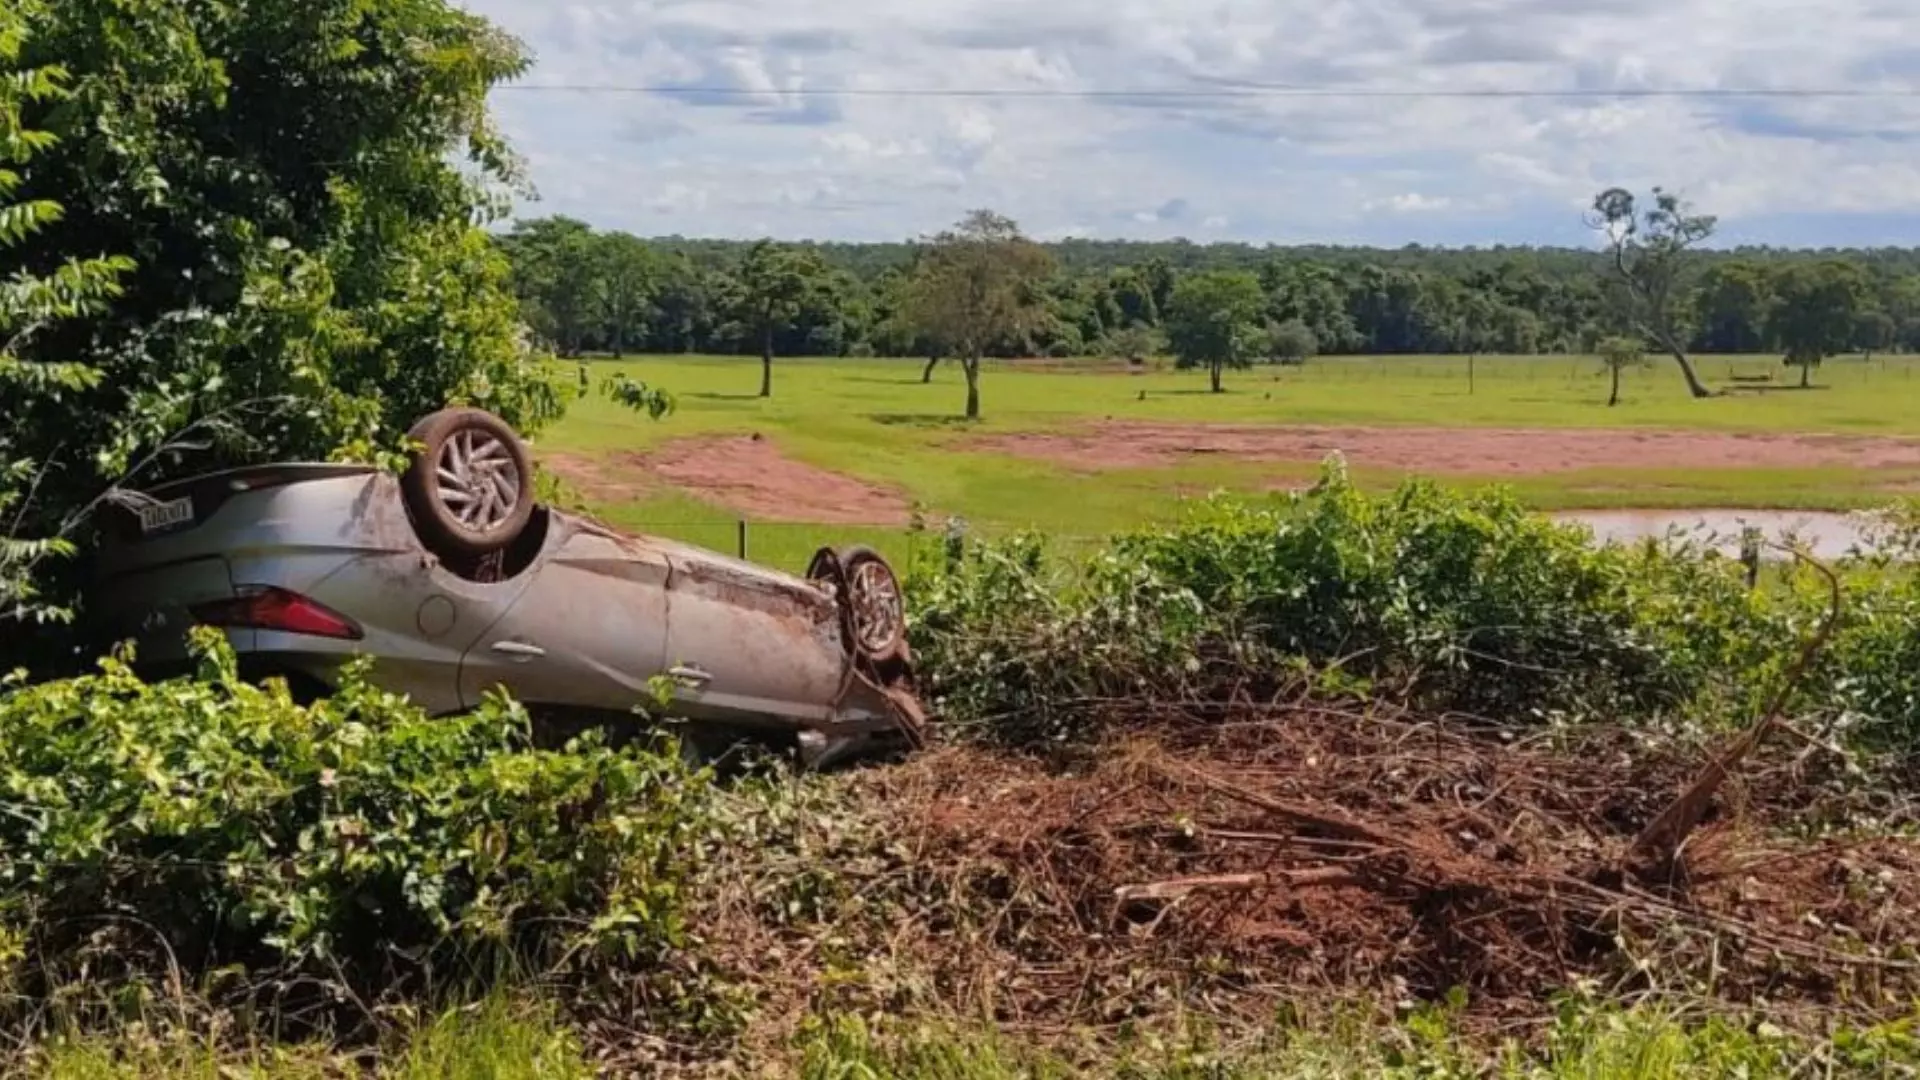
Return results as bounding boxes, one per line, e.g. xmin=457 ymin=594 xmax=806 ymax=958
xmin=1740 ymin=526 xmax=1762 ymax=590
xmin=737 ymin=519 xmax=748 ymax=561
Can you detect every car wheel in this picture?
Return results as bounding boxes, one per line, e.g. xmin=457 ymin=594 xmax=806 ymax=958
xmin=838 ymin=546 xmax=908 ymax=663
xmin=401 ymin=408 xmax=535 ymax=560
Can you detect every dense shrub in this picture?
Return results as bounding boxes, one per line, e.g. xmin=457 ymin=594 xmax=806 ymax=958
xmin=0 ymin=629 xmax=712 ymax=998
xmin=909 ymin=460 xmax=1920 ymax=752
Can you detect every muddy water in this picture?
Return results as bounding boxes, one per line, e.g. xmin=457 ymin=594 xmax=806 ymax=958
xmin=1551 ymin=509 xmax=1890 ymax=560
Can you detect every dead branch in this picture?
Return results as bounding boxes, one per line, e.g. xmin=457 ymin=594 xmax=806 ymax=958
xmin=1114 ymin=867 xmax=1360 ymax=904
xmin=1630 ymin=546 xmax=1843 ymax=866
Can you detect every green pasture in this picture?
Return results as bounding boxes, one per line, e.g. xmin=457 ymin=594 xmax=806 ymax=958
xmin=538 ymin=353 xmax=1920 ymax=574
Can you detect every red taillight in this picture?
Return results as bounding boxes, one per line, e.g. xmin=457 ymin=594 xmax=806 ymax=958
xmin=191 ymin=586 xmax=363 ymax=641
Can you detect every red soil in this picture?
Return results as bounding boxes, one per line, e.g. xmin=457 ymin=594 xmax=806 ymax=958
xmin=543 ymin=436 xmax=912 ymax=525
xmin=973 ymin=421 xmax=1920 ymax=476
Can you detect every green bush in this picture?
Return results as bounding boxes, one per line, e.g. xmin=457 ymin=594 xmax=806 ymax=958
xmin=909 ymin=461 xmax=1920 ymax=752
xmin=0 ymin=629 xmax=712 ymax=997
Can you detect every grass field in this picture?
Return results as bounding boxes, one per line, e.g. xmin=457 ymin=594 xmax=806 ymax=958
xmin=539 ymin=352 xmax=1920 ymax=573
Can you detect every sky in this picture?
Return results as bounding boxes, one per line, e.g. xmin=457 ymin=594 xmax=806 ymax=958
xmin=464 ymin=0 xmax=1920 ymax=247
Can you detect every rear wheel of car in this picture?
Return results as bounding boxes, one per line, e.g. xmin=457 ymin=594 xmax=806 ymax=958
xmin=401 ymin=408 xmax=535 ymax=560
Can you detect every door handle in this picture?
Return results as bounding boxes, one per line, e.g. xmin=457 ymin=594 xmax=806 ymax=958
xmin=668 ymin=664 xmax=712 ymax=687
xmin=491 ymin=640 xmax=546 ymax=660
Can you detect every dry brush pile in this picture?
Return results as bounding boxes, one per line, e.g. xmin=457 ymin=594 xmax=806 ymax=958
xmin=691 ymin=698 xmax=1920 ymax=1060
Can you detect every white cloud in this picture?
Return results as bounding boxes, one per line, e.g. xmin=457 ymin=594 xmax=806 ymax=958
xmin=464 ymin=0 xmax=1920 ymax=243
xmin=1368 ymin=193 xmax=1455 ymax=214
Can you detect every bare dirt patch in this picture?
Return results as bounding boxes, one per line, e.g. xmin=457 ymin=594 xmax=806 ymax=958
xmin=974 ymin=421 xmax=1920 ymax=476
xmin=542 ymin=436 xmax=912 ymax=524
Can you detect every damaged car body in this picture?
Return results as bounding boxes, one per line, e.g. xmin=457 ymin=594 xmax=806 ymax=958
xmin=91 ymin=408 xmax=928 ymax=766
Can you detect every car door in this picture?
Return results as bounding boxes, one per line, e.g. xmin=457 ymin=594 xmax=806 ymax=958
xmin=655 ymin=546 xmax=849 ymax=726
xmin=458 ymin=522 xmax=671 ymax=713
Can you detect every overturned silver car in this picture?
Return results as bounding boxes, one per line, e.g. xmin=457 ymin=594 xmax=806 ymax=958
xmin=92 ymin=407 xmax=928 ymax=765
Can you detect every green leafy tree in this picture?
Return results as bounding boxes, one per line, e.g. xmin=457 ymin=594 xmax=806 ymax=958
xmin=727 ymin=239 xmax=829 ymax=398
xmin=1107 ymin=267 xmax=1160 ymax=327
xmin=1263 ymin=259 xmax=1361 ymax=354
xmin=1268 ymin=318 xmax=1319 ymax=365
xmin=1854 ymin=308 xmax=1897 ymax=362
xmin=592 ymin=232 xmax=658 ymax=358
xmin=1597 ymin=335 xmax=1647 ymax=407
xmin=4 ymin=0 xmax=568 ymax=649
xmin=1166 ymin=271 xmax=1267 ymax=392
xmin=1768 ymin=260 xmax=1868 ymax=388
xmin=649 ymin=254 xmax=718 ymax=354
xmin=497 ymin=217 xmax=601 ymax=356
xmin=1587 ymin=187 xmax=1716 ymax=398
xmin=1691 ymin=260 xmax=1773 ymax=353
xmin=0 ymin=2 xmax=132 ymax=624
xmin=904 ymin=210 xmax=1053 ymax=420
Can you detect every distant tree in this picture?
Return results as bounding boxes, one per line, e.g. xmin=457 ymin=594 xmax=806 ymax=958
xmin=1854 ymin=308 xmax=1897 ymax=362
xmin=1141 ymin=257 xmax=1177 ymax=319
xmin=726 ymin=240 xmax=830 ymax=398
xmin=1268 ymin=318 xmax=1319 ymax=365
xmin=1165 ymin=271 xmax=1267 ymax=393
xmin=903 ymin=210 xmax=1054 ymax=420
xmin=1691 ymin=261 xmax=1773 ymax=354
xmin=1587 ymin=187 xmax=1717 ymax=398
xmin=499 ymin=217 xmax=601 ymax=356
xmin=1263 ymin=261 xmax=1361 ymax=353
xmin=1768 ymin=260 xmax=1868 ymax=388
xmin=592 ymin=233 xmax=659 ymax=357
xmin=1102 ymin=324 xmax=1165 ymax=365
xmin=648 ymin=255 xmax=718 ymax=354
xmin=1597 ymin=335 xmax=1648 ymax=407
xmin=1107 ymin=267 xmax=1160 ymax=327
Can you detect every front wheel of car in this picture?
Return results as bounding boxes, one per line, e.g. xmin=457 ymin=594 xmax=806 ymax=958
xmin=400 ymin=407 xmax=536 ymax=560
xmin=838 ymin=546 xmax=908 ymax=664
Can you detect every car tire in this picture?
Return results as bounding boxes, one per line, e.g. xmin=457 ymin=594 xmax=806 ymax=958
xmin=837 ymin=545 xmax=909 ymax=665
xmin=401 ymin=408 xmax=535 ymax=560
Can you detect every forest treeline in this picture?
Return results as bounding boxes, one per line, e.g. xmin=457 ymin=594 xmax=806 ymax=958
xmin=497 ymin=215 xmax=1920 ymax=362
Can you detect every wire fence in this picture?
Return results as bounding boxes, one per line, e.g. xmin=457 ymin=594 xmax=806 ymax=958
xmin=625 ymin=517 xmax=1114 ymax=583
xmin=631 ymin=509 xmax=1877 ymax=590
xmin=1145 ymin=352 xmax=1920 ymax=391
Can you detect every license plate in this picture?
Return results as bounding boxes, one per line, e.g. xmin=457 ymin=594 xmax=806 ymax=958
xmin=137 ymin=496 xmax=194 ymax=535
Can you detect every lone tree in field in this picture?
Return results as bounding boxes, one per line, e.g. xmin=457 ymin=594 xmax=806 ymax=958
xmin=904 ymin=210 xmax=1053 ymax=420
xmin=1598 ymin=335 xmax=1648 ymax=407
xmin=1768 ymin=260 xmax=1868 ymax=388
xmin=729 ymin=240 xmax=830 ymax=398
xmin=1586 ymin=187 xmax=1716 ymax=399
xmin=1166 ymin=271 xmax=1267 ymax=392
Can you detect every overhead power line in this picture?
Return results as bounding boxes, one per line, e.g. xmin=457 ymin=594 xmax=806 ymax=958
xmin=496 ymin=83 xmax=1920 ymax=100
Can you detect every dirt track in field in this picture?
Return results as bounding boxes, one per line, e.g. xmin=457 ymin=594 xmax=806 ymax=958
xmin=542 ymin=436 xmax=913 ymax=524
xmin=972 ymin=421 xmax=1920 ymax=476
